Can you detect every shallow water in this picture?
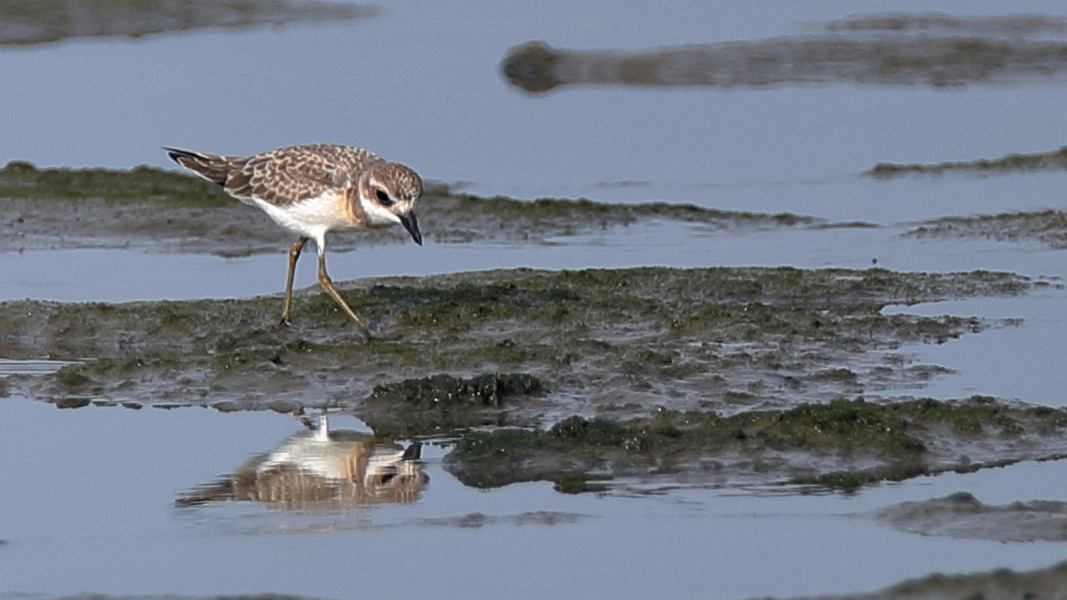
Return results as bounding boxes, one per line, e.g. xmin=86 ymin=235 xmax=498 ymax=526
xmin=4 ymin=1 xmax=1067 ymax=598
xmin=884 ymin=292 xmax=1067 ymax=406
xmin=2 ymin=1 xmax=1067 ymax=208
xmin=2 ymin=397 xmax=1066 ymax=600
xmin=1 ymin=217 xmax=1063 ymax=303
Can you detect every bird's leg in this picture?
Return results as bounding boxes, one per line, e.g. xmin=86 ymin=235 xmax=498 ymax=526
xmin=316 ymin=252 xmax=374 ymax=340
xmin=280 ymin=237 xmax=309 ymax=326
xmin=292 ymin=406 xmax=315 ymax=430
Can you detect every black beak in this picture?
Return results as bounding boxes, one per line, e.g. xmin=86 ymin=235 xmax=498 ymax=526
xmin=400 ymin=212 xmax=422 ymax=246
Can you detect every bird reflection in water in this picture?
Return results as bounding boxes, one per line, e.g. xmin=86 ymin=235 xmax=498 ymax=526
xmin=176 ymin=414 xmax=428 ymax=511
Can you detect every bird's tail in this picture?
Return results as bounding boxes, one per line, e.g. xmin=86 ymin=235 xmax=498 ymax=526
xmin=163 ymin=147 xmax=233 ymax=186
xmin=173 ymin=476 xmax=235 ymax=507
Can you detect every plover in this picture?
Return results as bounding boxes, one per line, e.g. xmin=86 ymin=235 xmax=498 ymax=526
xmin=165 ymin=144 xmax=423 ymax=338
xmin=175 ymin=414 xmax=428 ymax=509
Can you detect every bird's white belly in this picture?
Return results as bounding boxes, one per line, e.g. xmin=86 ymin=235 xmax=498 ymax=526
xmin=252 ymin=192 xmax=355 ymax=241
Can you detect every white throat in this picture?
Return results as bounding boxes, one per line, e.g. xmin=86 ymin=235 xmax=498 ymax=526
xmin=360 ymin=192 xmax=401 ymax=227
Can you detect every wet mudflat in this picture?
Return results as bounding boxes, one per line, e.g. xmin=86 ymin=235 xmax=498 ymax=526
xmin=0 ymin=0 xmax=374 ymax=46
xmin=2 ymin=256 xmax=1061 ymax=491
xmin=0 ymin=161 xmax=819 ymax=256
xmin=865 ymin=146 xmax=1067 ymax=178
xmin=4 ymin=3 xmax=1067 ymax=600
xmin=908 ymin=210 xmax=1067 ymax=249
xmin=502 ymin=13 xmax=1067 ymax=94
xmin=0 ymin=265 xmax=1030 ymax=417
xmin=855 ymin=147 xmax=1067 ymax=249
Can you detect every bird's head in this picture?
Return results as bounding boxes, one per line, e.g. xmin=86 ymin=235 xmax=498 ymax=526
xmin=357 ymin=162 xmax=423 ymax=245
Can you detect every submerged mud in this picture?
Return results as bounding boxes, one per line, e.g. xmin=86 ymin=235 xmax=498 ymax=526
xmin=502 ymin=35 xmax=1067 ymax=93
xmin=907 ymin=210 xmax=1067 ymax=250
xmin=864 ymin=146 xmax=1067 ymax=178
xmin=776 ymin=560 xmax=1067 ymax=600
xmin=874 ymin=491 xmax=1067 ymax=543
xmin=0 ymin=162 xmax=815 ymax=256
xmin=0 ymin=0 xmax=375 ymax=47
xmin=445 ymin=397 xmax=1067 ymax=491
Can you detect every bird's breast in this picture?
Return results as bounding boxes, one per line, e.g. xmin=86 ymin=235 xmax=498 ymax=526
xmin=253 ymin=191 xmax=369 ymax=236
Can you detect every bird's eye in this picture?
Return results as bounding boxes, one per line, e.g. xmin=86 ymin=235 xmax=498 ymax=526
xmin=375 ymin=189 xmax=393 ymax=206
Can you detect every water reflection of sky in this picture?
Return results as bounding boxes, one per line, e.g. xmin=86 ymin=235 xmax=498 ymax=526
xmin=2 ymin=0 xmax=1067 ymax=209
xmin=3 ymin=399 xmax=1067 ymax=599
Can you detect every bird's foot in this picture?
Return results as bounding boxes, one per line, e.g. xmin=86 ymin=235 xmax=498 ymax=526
xmin=369 ymin=329 xmax=401 ymax=342
xmin=360 ymin=325 xmax=401 ymax=342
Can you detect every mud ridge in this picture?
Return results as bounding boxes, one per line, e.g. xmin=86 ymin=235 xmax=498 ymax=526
xmin=766 ymin=560 xmax=1067 ymax=600
xmin=0 ymin=0 xmax=376 ymax=47
xmin=0 ymin=266 xmax=1030 ymax=428
xmin=0 ymin=161 xmax=816 ymax=256
xmin=821 ymin=12 xmax=1067 ymax=36
xmin=502 ymin=35 xmax=1067 ymax=93
xmin=864 ymin=146 xmax=1067 ymax=178
xmin=907 ymin=210 xmax=1067 ymax=249
xmin=444 ymin=397 xmax=1067 ymax=492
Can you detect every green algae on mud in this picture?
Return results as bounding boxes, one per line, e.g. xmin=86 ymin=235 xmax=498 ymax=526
xmin=444 ymin=397 xmax=1067 ymax=491
xmin=0 ymin=266 xmax=1031 ymax=426
xmin=502 ymin=35 xmax=1067 ymax=93
xmin=0 ymin=161 xmax=277 ymax=256
xmin=907 ymin=210 xmax=1067 ymax=250
xmin=426 ymin=193 xmax=815 ymax=244
xmin=362 ymin=372 xmax=545 ymax=437
xmin=864 ymin=146 xmax=1067 ymax=178
xmin=0 ymin=0 xmax=375 ymax=46
xmin=0 ymin=161 xmax=233 ymax=206
xmin=370 ymin=373 xmax=544 ymax=409
xmin=0 ymin=161 xmax=816 ymax=255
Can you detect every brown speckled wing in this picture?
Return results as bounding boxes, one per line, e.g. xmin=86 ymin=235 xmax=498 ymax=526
xmin=223 ymin=144 xmax=382 ymax=207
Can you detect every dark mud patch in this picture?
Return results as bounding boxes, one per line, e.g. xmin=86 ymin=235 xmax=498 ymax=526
xmin=416 ymin=510 xmax=584 ymax=528
xmin=0 ymin=595 xmax=324 ymax=600
xmin=775 ymin=561 xmax=1067 ymax=600
xmin=874 ymin=491 xmax=1067 ymax=543
xmin=426 ymin=193 xmax=816 ymax=244
xmin=445 ymin=397 xmax=1067 ymax=491
xmin=0 ymin=266 xmax=1029 ymax=426
xmin=363 ymin=372 xmax=545 ymax=437
xmin=907 ymin=210 xmax=1067 ymax=249
xmin=369 ymin=373 xmax=544 ymax=409
xmin=502 ymin=35 xmax=1067 ymax=93
xmin=0 ymin=0 xmax=376 ymax=47
xmin=0 ymin=162 xmax=815 ymax=256
xmin=865 ymin=146 xmax=1067 ymax=178
xmin=821 ymin=12 xmax=1067 ymax=36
